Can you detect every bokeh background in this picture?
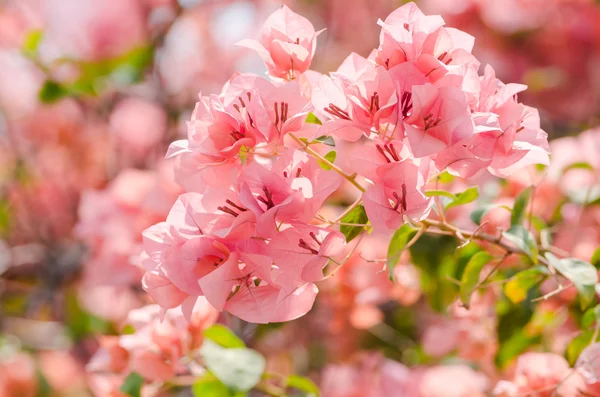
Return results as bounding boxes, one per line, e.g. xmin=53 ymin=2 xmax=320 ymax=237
xmin=1 ymin=0 xmax=600 ymax=396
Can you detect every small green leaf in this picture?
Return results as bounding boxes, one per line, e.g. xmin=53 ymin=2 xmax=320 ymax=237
xmin=192 ymin=374 xmax=232 ymax=397
xmin=545 ymin=253 xmax=598 ymax=309
xmin=591 ymin=247 xmax=600 ymax=269
xmin=22 ymin=30 xmax=43 ymax=55
xmin=200 ymin=340 xmax=266 ymax=392
xmin=386 ymin=224 xmax=417 ymax=281
xmin=445 ymin=187 xmax=479 ymax=211
xmin=305 ymin=112 xmax=323 ymax=125
xmin=511 ymin=187 xmax=532 ymax=226
xmin=318 ymin=151 xmax=337 ymax=170
xmin=566 ymin=330 xmax=600 ymax=366
xmin=340 ymin=205 xmax=369 ymax=243
xmin=502 ymin=225 xmax=539 ymax=264
xmin=459 ymin=251 xmax=492 ymax=307
xmin=203 ymin=325 xmax=245 ymax=348
xmin=425 ymin=190 xmax=457 ymax=199
xmin=504 ymin=267 xmax=547 ymax=303
xmin=582 ymin=305 xmax=600 ymax=328
xmin=562 ymin=162 xmax=594 ymax=174
xmin=286 ymin=375 xmax=320 ymax=396
xmin=437 ymin=171 xmax=455 ymax=184
xmin=39 ymin=80 xmax=69 ymax=104
xmin=120 ymin=373 xmax=144 ymax=397
xmin=314 ymin=135 xmax=335 ymax=147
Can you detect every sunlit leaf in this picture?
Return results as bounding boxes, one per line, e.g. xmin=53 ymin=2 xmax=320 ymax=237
xmin=200 ymin=340 xmax=265 ymax=392
xmin=387 ymin=224 xmax=417 ymax=281
xmin=318 ymin=151 xmax=337 ymax=170
xmin=445 ymin=187 xmax=479 ymax=210
xmin=504 ymin=267 xmax=548 ymax=304
xmin=203 ymin=325 xmax=245 ymax=348
xmin=511 ymin=187 xmax=532 ymax=226
xmin=340 ymin=205 xmax=368 ymax=243
xmin=425 ymin=190 xmax=457 ymax=199
xmin=305 ymin=112 xmax=322 ymax=125
xmin=286 ymin=375 xmax=320 ymax=396
xmin=192 ymin=374 xmax=233 ymax=397
xmin=459 ymin=251 xmax=492 ymax=308
xmin=582 ymin=305 xmax=600 ymax=328
xmin=567 ymin=330 xmax=600 ymax=366
xmin=545 ymin=253 xmax=598 ymax=309
xmin=502 ymin=226 xmax=539 ymax=264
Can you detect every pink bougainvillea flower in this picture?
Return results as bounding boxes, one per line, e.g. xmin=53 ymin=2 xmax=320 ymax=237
xmin=225 ymin=282 xmax=318 ymax=324
xmin=236 ymin=5 xmax=323 ymax=79
xmin=373 ymin=2 xmax=445 ymax=69
xmin=238 ymin=149 xmax=341 ymax=237
xmin=403 ymin=79 xmax=474 ymax=158
xmin=268 ymin=224 xmax=345 ymax=295
xmin=363 ymin=159 xmax=433 ymax=233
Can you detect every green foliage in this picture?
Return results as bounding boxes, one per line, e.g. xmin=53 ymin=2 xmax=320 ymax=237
xmin=286 ymin=375 xmax=320 ymax=396
xmin=203 ymin=325 xmax=246 ymax=348
xmin=459 ymin=251 xmax=492 ymax=308
xmin=495 ymin=298 xmax=538 ymax=368
xmin=511 ymin=187 xmax=532 ymax=226
xmin=22 ymin=30 xmax=43 ymax=56
xmin=387 ymin=224 xmax=417 ymax=281
xmin=408 ymin=234 xmax=470 ymax=311
xmin=566 ymin=330 xmax=600 ymax=366
xmin=339 ymin=205 xmax=369 ymax=243
xmin=504 ymin=267 xmax=548 ymax=304
xmin=502 ymin=225 xmax=539 ymax=264
xmin=314 ymin=135 xmax=335 ymax=146
xmin=582 ymin=305 xmax=600 ymax=328
xmin=120 ymin=373 xmax=144 ymax=397
xmin=425 ymin=190 xmax=457 ymax=199
xmin=445 ymin=187 xmax=479 ymax=211
xmin=545 ymin=253 xmax=598 ymax=309
xmin=192 ymin=374 xmax=236 ymax=397
xmin=305 ymin=112 xmax=323 ymax=125
xmin=318 ymin=151 xmax=337 ymax=170
xmin=39 ymin=80 xmax=69 ymax=104
xmin=200 ymin=340 xmax=266 ymax=392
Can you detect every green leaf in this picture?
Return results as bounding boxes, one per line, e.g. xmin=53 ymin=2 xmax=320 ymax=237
xmin=339 ymin=205 xmax=368 ymax=243
xmin=582 ymin=305 xmax=600 ymax=328
xmin=203 ymin=325 xmax=245 ymax=348
xmin=502 ymin=225 xmax=539 ymax=264
xmin=22 ymin=30 xmax=43 ymax=55
xmin=192 ymin=374 xmax=233 ymax=397
xmin=200 ymin=340 xmax=266 ymax=392
xmin=286 ymin=375 xmax=320 ymax=396
xmin=425 ymin=190 xmax=457 ymax=199
xmin=305 ymin=112 xmax=323 ymax=125
xmin=314 ymin=135 xmax=335 ymax=147
xmin=120 ymin=373 xmax=144 ymax=397
xmin=470 ymin=204 xmax=510 ymax=225
xmin=511 ymin=187 xmax=532 ymax=226
xmin=387 ymin=224 xmax=418 ymax=281
xmin=562 ymin=162 xmax=594 ymax=174
xmin=545 ymin=253 xmax=598 ymax=309
xmin=445 ymin=187 xmax=479 ymax=211
xmin=504 ymin=267 xmax=548 ymax=303
xmin=566 ymin=330 xmax=600 ymax=366
xmin=591 ymin=247 xmax=600 ymax=269
xmin=459 ymin=251 xmax=492 ymax=308
xmin=318 ymin=151 xmax=337 ymax=170
xmin=39 ymin=80 xmax=68 ymax=104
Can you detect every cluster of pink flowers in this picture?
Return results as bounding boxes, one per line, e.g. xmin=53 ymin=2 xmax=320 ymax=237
xmin=142 ymin=2 xmax=550 ymax=323
xmin=321 ymin=349 xmax=600 ymax=397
